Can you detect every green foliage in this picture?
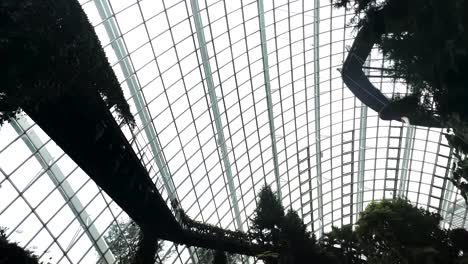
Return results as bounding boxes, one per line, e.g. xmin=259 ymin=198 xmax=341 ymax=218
xmin=171 ymin=199 xmax=268 ymax=258
xmin=176 ymin=207 xmax=252 ymax=247
xmin=333 ymin=0 xmax=385 ymax=21
xmin=333 ymin=0 xmax=410 ymax=32
xmin=103 ymin=220 xmax=170 ymax=264
xmin=335 ymin=0 xmax=468 ymax=120
xmin=213 ymin=250 xmax=228 ymax=264
xmin=445 ymin=131 xmax=468 ymax=204
xmin=280 ymin=210 xmax=311 ymax=245
xmin=279 ymin=210 xmax=331 ymax=264
xmin=321 ymin=225 xmax=364 ymax=264
xmin=251 ymin=186 xmax=285 ymax=246
xmin=334 ymin=0 xmax=468 ymax=203
xmin=450 ymin=228 xmax=468 ymax=254
xmin=196 ymin=248 xmax=240 ymax=264
xmin=251 ymin=186 xmax=333 ymax=264
xmin=379 ymin=0 xmax=468 ymax=121
xmin=446 ymin=134 xmax=468 ymax=157
xmin=355 ymin=198 xmax=455 ymax=263
xmin=175 ymin=192 xmax=468 ymax=264
xmin=131 ymin=230 xmax=159 ymax=264
xmin=357 ymin=199 xmax=439 ymax=249
xmin=0 ymin=227 xmax=48 ymax=264
xmin=103 ymin=220 xmax=139 ymax=263
xmin=0 ymin=0 xmax=135 ymax=127
xmin=321 ymin=199 xmax=468 ymax=264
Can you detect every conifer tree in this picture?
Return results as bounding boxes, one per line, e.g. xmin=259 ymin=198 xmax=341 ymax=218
xmin=251 ymin=186 xmax=285 ymax=247
xmin=251 ymin=186 xmax=332 ymax=264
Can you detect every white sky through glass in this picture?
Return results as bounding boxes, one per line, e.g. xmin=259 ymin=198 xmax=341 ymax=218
xmin=0 ymin=0 xmax=466 ymax=263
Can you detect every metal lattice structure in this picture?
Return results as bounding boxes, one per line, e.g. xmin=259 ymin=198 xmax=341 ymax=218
xmin=0 ymin=0 xmax=467 ymax=263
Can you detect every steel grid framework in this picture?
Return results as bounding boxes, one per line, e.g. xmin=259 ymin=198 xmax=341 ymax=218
xmin=11 ymin=118 xmax=116 ymax=264
xmin=0 ymin=0 xmax=467 ymax=263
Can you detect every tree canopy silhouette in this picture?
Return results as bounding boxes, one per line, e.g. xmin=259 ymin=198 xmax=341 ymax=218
xmin=102 ymin=220 xmax=171 ymax=264
xmin=196 ymin=248 xmax=240 ymax=264
xmin=320 ymin=225 xmax=364 ymax=264
xmin=321 ymin=198 xmax=468 ymax=264
xmin=251 ymin=186 xmax=285 ymax=248
xmin=0 ymin=227 xmax=49 ymax=264
xmin=335 ymin=0 xmax=468 ymax=121
xmin=251 ymin=186 xmax=332 ymax=264
xmin=0 ymin=0 xmax=135 ymax=127
xmin=334 ymin=0 xmax=468 ymax=201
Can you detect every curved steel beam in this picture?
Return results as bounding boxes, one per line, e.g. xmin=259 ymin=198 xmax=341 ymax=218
xmin=190 ymin=0 xmax=243 ymax=232
xmin=11 ymin=118 xmax=116 ymax=264
xmin=341 ymin=25 xmax=390 ymax=113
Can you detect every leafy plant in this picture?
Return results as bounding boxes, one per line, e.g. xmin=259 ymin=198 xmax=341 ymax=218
xmin=0 ymin=227 xmax=49 ymax=264
xmin=196 ymin=248 xmax=241 ymax=264
xmin=320 ymin=225 xmax=364 ymax=264
xmin=251 ymin=186 xmax=333 ymax=264
xmin=323 ymin=199 xmax=465 ymax=264
xmin=102 ymin=220 xmax=171 ymax=264
xmin=251 ymin=186 xmax=285 ymax=247
xmin=355 ymin=198 xmax=456 ymax=263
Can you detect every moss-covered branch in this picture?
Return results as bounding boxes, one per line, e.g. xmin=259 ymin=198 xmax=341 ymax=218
xmin=0 ymin=0 xmax=135 ymax=127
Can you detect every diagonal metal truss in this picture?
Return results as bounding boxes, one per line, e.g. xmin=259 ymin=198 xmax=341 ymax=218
xmin=11 ymin=118 xmax=116 ymax=264
xmin=189 ymin=0 xmax=243 ymax=232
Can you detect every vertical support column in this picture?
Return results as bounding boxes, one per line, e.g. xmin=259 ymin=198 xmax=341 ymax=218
xmin=257 ymin=0 xmax=282 ymax=199
xmin=356 ymin=61 xmax=369 ymax=217
xmin=190 ymin=0 xmax=243 ymax=231
xmin=398 ymin=118 xmax=415 ymax=197
xmin=11 ymin=118 xmax=116 ymax=264
xmin=312 ymin=0 xmax=324 ymax=236
xmin=356 ymin=110 xmax=367 ymax=216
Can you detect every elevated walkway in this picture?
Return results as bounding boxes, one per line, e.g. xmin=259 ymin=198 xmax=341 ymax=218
xmin=340 ymin=9 xmax=444 ymax=128
xmin=23 ymin=95 xmax=274 ymax=256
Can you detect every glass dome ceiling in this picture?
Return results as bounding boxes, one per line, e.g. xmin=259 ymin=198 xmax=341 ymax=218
xmin=0 ymin=0 xmax=466 ymax=263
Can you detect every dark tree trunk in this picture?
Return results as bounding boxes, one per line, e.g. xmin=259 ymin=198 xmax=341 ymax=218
xmin=213 ymin=251 xmax=227 ymax=264
xmin=132 ymin=231 xmax=158 ymax=264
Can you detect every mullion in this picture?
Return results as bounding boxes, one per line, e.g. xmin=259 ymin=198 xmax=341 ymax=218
xmin=203 ymin=0 xmax=250 ymax=229
xmin=272 ymin=0 xmax=293 ymax=207
xmin=184 ymin=0 xmax=227 ymax=226
xmin=238 ymin=0 xmax=269 ymax=191
xmin=156 ymin=0 xmax=206 ymax=220
xmin=106 ymin=0 xmax=182 ymax=203
xmin=286 ymin=0 xmax=301 ymax=213
xmin=219 ymin=0 xmax=257 ymax=230
xmin=428 ymin=132 xmax=444 ymax=209
xmin=415 ymin=128 xmax=430 ymax=206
